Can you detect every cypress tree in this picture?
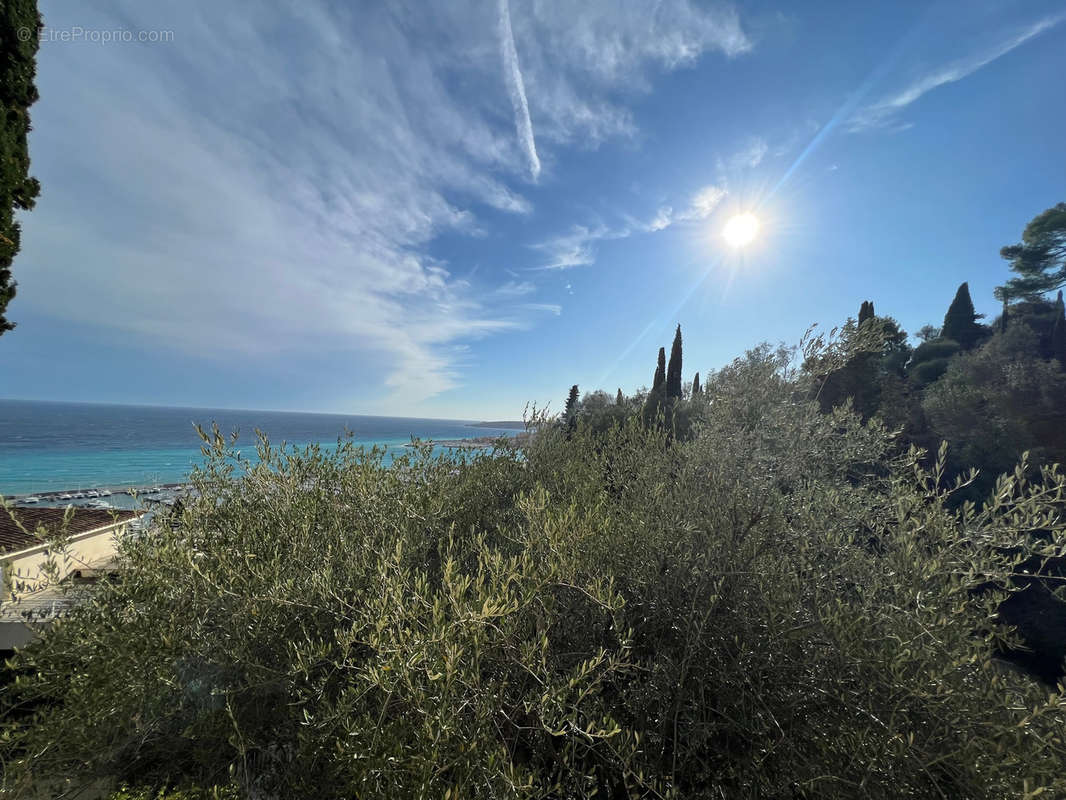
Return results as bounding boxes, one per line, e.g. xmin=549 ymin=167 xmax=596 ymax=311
xmin=652 ymin=347 xmax=666 ymax=393
xmin=858 ymin=301 xmax=875 ymax=325
xmin=1000 ymin=299 xmax=1009 ymax=333
xmin=0 ymin=1 xmax=42 ymax=334
xmin=691 ymin=372 xmax=700 ymax=397
xmin=666 ymin=325 xmax=683 ymax=400
xmin=1053 ymin=291 xmax=1066 ymax=367
xmin=616 ymin=388 xmax=624 ymax=406
xmin=564 ymin=384 xmax=579 ymax=418
xmin=645 ymin=348 xmax=669 ymax=427
xmin=563 ymin=384 xmax=580 ymax=437
xmin=942 ymin=282 xmax=982 ymax=349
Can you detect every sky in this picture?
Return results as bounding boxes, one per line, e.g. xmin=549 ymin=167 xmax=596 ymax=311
xmin=1 ymin=0 xmax=1064 ymax=420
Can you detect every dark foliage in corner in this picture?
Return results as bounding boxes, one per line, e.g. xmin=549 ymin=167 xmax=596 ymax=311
xmin=0 ymin=0 xmax=42 ymax=334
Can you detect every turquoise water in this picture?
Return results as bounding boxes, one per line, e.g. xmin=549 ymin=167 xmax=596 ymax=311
xmin=0 ymin=400 xmax=519 ymax=496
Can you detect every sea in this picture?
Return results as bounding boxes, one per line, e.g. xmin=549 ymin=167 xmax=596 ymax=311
xmin=0 ymin=399 xmax=521 ymax=499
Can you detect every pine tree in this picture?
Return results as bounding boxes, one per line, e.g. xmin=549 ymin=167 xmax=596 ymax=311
xmin=996 ymin=203 xmax=1066 ymax=300
xmin=942 ymin=282 xmax=982 ymax=349
xmin=858 ymin=301 xmax=875 ymax=325
xmin=1053 ymin=291 xmax=1066 ymax=367
xmin=666 ymin=325 xmax=683 ymax=400
xmin=616 ymin=388 xmax=624 ymax=406
xmin=1000 ymin=299 xmax=1009 ymax=333
xmin=0 ymin=1 xmax=42 ymax=335
xmin=652 ymin=347 xmax=666 ymax=393
xmin=691 ymin=372 xmax=701 ymax=397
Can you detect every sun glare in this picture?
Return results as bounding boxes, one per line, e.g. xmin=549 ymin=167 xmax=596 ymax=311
xmin=722 ymin=213 xmax=760 ymax=248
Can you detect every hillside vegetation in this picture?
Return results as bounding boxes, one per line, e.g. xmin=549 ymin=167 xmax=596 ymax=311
xmin=3 ymin=205 xmax=1066 ymax=798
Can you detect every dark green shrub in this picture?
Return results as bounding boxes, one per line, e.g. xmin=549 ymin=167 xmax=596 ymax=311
xmin=806 ymin=316 xmax=911 ymax=419
xmin=910 ymin=357 xmax=951 ymax=387
xmin=911 ymin=337 xmax=961 ymax=365
xmin=909 ymin=338 xmax=961 ymax=388
xmin=923 ymin=326 xmax=1066 ymax=502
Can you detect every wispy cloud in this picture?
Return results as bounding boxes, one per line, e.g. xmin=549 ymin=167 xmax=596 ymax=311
xmin=532 ymin=183 xmax=727 ymax=267
xmin=532 ymin=225 xmax=617 ymax=270
xmin=683 ymin=185 xmax=728 ymax=220
xmin=849 ymin=14 xmax=1064 ymax=132
xmin=522 ymin=302 xmax=563 ymax=315
xmin=19 ymin=1 xmax=751 ymax=409
xmin=494 ymin=280 xmax=538 ymax=297
xmin=647 ymin=207 xmax=674 ymax=232
xmin=716 ymin=136 xmax=768 ymax=172
xmin=22 ymin=3 xmax=542 ymax=406
xmin=639 ymin=184 xmax=728 ymax=233
xmin=498 ymin=0 xmax=541 ymax=180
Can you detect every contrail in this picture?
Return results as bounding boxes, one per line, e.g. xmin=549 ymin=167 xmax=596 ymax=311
xmin=498 ymin=0 xmax=540 ymax=180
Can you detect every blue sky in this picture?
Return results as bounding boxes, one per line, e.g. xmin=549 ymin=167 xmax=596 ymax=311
xmin=2 ymin=0 xmax=1064 ymax=420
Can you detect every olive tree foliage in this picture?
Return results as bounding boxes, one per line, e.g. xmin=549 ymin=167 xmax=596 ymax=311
xmin=105 ymin=787 xmax=240 ymax=800
xmin=5 ymin=346 xmax=1066 ymax=798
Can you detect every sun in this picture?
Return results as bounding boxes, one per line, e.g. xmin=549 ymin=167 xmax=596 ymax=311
xmin=722 ymin=213 xmax=760 ymax=248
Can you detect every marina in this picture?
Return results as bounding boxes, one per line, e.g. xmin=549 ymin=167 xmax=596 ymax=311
xmin=3 ymin=483 xmax=193 ymax=511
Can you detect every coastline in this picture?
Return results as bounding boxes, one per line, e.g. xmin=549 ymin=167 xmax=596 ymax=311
xmin=3 ymin=437 xmax=529 ymax=500
xmin=0 ymin=401 xmax=530 ymax=498
xmin=406 ymin=432 xmax=531 ymax=449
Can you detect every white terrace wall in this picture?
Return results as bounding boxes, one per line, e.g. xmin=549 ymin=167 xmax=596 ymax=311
xmin=1 ymin=518 xmax=135 ymax=599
